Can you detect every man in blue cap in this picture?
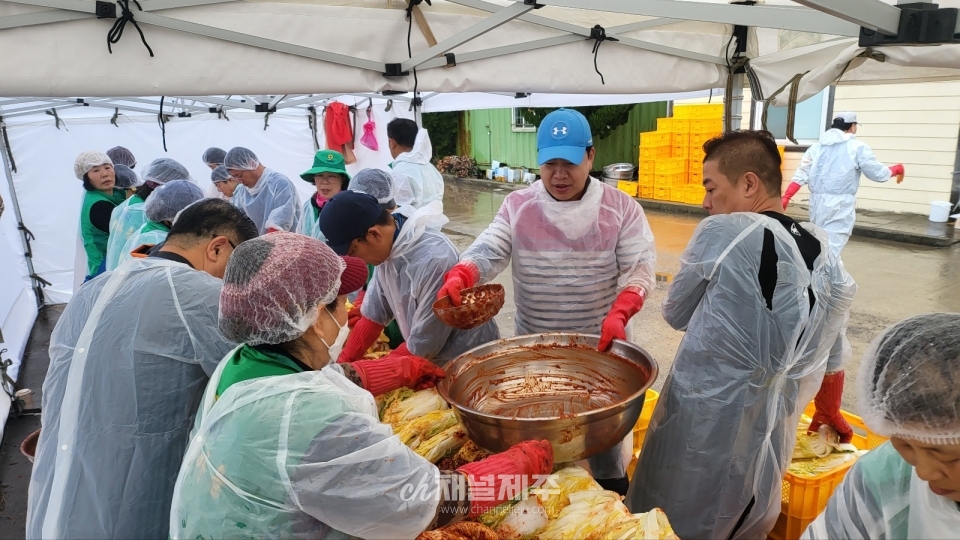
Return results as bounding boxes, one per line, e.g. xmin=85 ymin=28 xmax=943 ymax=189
xmin=436 ymin=108 xmax=657 ymax=494
xmin=319 ymin=191 xmax=499 ymax=366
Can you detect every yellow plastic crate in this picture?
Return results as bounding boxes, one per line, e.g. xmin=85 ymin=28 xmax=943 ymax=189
xmin=690 ymin=132 xmax=715 ymax=148
xmin=639 ymin=185 xmax=654 ymax=199
xmin=640 ymin=160 xmax=656 ymax=174
xmin=617 ymin=180 xmax=639 ymax=197
xmin=656 ymin=117 xmax=674 ymax=132
xmin=632 ymin=389 xmax=660 ymax=454
xmin=689 ymin=170 xmax=703 ymax=185
xmin=671 ymin=118 xmax=691 ymax=133
xmin=639 ymin=172 xmax=655 ymax=186
xmin=655 ymin=158 xmax=686 ymax=175
xmin=685 ymin=186 xmax=705 ymax=205
xmin=691 ymin=119 xmax=724 ymax=133
xmin=655 ymin=173 xmax=685 ymax=187
xmin=654 ymin=186 xmax=671 ymax=200
xmin=640 ymin=131 xmax=670 ymax=147
xmin=690 ymin=148 xmax=707 ymax=162
xmin=655 ymin=146 xmax=672 ymax=159
xmin=671 ymin=132 xmax=690 ymax=146
xmin=640 ymin=147 xmax=658 ymax=161
xmin=674 ymin=103 xmax=724 ymax=119
xmin=669 ymin=186 xmax=685 ymax=203
xmin=673 ymin=145 xmax=691 ymax=160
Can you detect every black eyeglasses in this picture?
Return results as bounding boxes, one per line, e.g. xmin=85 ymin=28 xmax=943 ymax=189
xmin=227 ymin=240 xmax=236 ymax=249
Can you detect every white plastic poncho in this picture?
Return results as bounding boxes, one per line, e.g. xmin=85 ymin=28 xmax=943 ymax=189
xmin=362 ymin=201 xmax=499 ymax=365
xmin=792 ymin=129 xmax=892 ymax=257
xmin=627 ymin=213 xmax=856 ymax=540
xmin=26 ymin=257 xmax=237 ymax=540
xmin=392 ymin=129 xmax=444 ymax=209
xmin=297 ymin=198 xmax=326 ymax=241
xmin=105 ymin=196 xmax=146 ymax=270
xmin=170 ymin=359 xmax=441 ymax=540
xmin=231 ymin=167 xmax=302 ymax=233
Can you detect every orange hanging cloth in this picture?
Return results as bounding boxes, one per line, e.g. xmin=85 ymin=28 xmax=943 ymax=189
xmin=325 ymin=101 xmax=357 ymax=164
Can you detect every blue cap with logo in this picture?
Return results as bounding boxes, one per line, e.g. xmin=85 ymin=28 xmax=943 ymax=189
xmin=537 ymin=108 xmax=593 ymax=166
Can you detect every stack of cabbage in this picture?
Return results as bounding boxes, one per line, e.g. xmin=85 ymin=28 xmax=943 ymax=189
xmin=789 ymin=413 xmax=865 ymax=478
xmin=379 ymin=388 xmax=470 ymax=464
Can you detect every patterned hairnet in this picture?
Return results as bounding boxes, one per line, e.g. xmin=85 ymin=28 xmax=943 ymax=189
xmin=857 ymin=312 xmax=960 ymax=444
xmin=219 ymin=232 xmax=345 ymax=345
xmin=223 ymin=147 xmax=260 ymax=171
xmin=351 ymin=168 xmax=397 ymax=206
xmin=202 ymin=147 xmax=227 ymax=166
xmin=113 ymin=164 xmax=141 ymax=189
xmin=141 ymin=158 xmax=192 ymax=186
xmin=106 ymin=146 xmax=137 ymax=168
xmin=144 ymin=180 xmax=205 ymax=223
xmin=74 ymin=151 xmax=112 ymax=180
xmin=211 ymin=165 xmax=232 ymax=184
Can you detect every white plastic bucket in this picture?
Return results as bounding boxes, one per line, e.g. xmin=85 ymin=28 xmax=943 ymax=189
xmin=929 ymin=201 xmax=952 ymax=223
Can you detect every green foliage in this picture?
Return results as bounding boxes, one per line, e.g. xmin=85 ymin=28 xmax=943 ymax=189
xmin=422 ymin=111 xmax=459 ymax=161
xmin=518 ymin=105 xmax=635 ymax=141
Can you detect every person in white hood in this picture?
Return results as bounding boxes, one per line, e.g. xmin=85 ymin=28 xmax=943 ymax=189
xmin=387 ymin=118 xmax=445 ymax=208
xmin=782 ymin=112 xmax=905 ymax=258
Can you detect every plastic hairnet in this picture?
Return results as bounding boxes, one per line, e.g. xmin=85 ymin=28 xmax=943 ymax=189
xmin=857 ymin=312 xmax=960 ymax=445
xmin=210 ymin=165 xmax=232 ymax=184
xmin=351 ymin=168 xmax=397 ymax=206
xmin=141 ymin=158 xmax=192 ymax=186
xmin=113 ymin=164 xmax=141 ymax=189
xmin=74 ymin=151 xmax=112 ymax=180
xmin=223 ymin=147 xmax=260 ymax=171
xmin=219 ymin=232 xmax=345 ymax=346
xmin=202 ymin=147 xmax=227 ymax=166
xmin=106 ymin=146 xmax=137 ymax=168
xmin=144 ymin=180 xmax=205 ymax=223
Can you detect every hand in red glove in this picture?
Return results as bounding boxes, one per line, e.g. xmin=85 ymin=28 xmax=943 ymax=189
xmin=457 ymin=440 xmax=554 ymax=518
xmin=348 ymin=290 xmax=365 ymax=328
xmin=889 ymin=164 xmax=905 ymax=184
xmin=436 ymin=262 xmax=480 ymax=306
xmin=265 ymin=227 xmax=282 ymax=234
xmin=598 ymin=288 xmax=645 ymax=352
xmin=809 ymin=370 xmax=854 ymax=444
xmin=351 ymin=354 xmax=446 ymax=395
xmin=781 ymin=181 xmax=802 ymax=209
xmin=337 ymin=317 xmax=385 ymax=364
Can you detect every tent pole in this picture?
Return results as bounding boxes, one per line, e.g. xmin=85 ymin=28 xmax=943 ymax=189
xmin=0 ymin=122 xmax=44 ymax=308
xmin=726 ymin=73 xmax=745 ymax=131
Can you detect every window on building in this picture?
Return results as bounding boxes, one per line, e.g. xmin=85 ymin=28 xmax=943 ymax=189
xmin=753 ymin=87 xmax=832 ymax=145
xmin=511 ymin=108 xmax=536 ymax=132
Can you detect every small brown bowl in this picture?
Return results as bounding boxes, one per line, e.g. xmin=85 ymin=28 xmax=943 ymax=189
xmin=21 ymin=428 xmax=40 ymax=463
xmin=433 ymin=284 xmax=505 ymax=330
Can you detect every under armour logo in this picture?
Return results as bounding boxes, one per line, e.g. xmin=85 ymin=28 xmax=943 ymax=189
xmin=550 ymin=121 xmax=570 ymax=139
xmin=554 ymin=126 xmax=567 ymax=136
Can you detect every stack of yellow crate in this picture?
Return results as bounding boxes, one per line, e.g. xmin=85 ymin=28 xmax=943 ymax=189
xmin=637 ymin=103 xmax=724 ymax=205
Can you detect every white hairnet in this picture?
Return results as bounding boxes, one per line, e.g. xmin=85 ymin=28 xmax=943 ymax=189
xmin=106 ymin=146 xmax=137 ymax=168
xmin=210 ymin=165 xmax=232 ymax=184
xmin=74 ymin=151 xmax=112 ymax=180
xmin=113 ymin=164 xmax=141 ymax=189
xmin=223 ymin=147 xmax=260 ymax=171
xmin=144 ymin=180 xmax=204 ymax=223
xmin=141 ymin=158 xmax=192 ymax=186
xmin=351 ymin=168 xmax=397 ymax=207
xmin=202 ymin=147 xmax=227 ymax=166
xmin=857 ymin=313 xmax=960 ymax=445
xmin=219 ymin=232 xmax=345 ymax=346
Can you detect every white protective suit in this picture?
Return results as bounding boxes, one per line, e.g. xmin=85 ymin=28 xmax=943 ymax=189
xmin=391 ymin=129 xmax=445 ymax=209
xmin=26 ymin=257 xmax=237 ymax=540
xmin=793 ymin=128 xmax=892 ymax=257
xmin=297 ymin=197 xmax=326 ymax=242
xmin=170 ymin=354 xmax=441 ymax=539
xmin=362 ymin=201 xmax=499 ymax=365
xmin=105 ymin=196 xmax=146 ymax=271
xmin=232 ymin=167 xmax=302 ymax=233
xmin=116 ymin=221 xmax=169 ymax=265
xmin=802 ymin=441 xmax=957 ymax=539
xmin=459 ymin=178 xmax=656 ymax=479
xmin=627 ymin=213 xmax=856 ymax=540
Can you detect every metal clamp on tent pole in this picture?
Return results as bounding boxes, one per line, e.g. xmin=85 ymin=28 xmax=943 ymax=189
xmin=859 ymin=2 xmax=960 ymax=45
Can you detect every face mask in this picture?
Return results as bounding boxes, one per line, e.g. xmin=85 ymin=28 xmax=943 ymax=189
xmin=319 ymin=308 xmax=350 ymax=362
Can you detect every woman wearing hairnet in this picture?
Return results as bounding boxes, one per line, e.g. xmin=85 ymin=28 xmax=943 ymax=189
xmin=803 ymin=313 xmax=960 ymax=539
xmin=297 ymin=150 xmax=350 ymax=241
xmin=202 ymin=147 xmax=226 ymax=170
xmin=225 ymin=146 xmax=302 ymax=234
xmin=117 ymin=180 xmax=204 ymax=265
xmin=113 ymin=164 xmax=140 ymax=198
xmin=75 ymin=151 xmax=127 ymax=280
xmin=106 ymin=146 xmax=136 ymax=169
xmin=106 ymin=158 xmax=193 ymax=271
xmin=169 ymin=233 xmax=553 ymax=539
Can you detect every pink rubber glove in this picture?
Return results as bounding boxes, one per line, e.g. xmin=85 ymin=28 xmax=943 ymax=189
xmin=351 ymin=355 xmax=446 ymax=395
xmin=457 ymin=440 xmax=554 ymax=518
xmin=889 ymin=164 xmax=905 ymax=184
xmin=436 ymin=262 xmax=481 ymax=306
xmin=337 ymin=317 xmax=385 ymax=363
xmin=809 ymin=371 xmax=854 ymax=444
xmin=781 ymin=181 xmax=802 ymax=209
xmin=348 ymin=290 xmax=365 ymax=329
xmin=598 ymin=288 xmax=645 ymax=352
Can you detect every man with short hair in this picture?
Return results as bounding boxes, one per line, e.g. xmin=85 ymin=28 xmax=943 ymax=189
xmin=27 ymin=199 xmax=259 ymax=540
xmin=387 ymin=118 xmax=445 ymax=208
xmin=627 ymin=131 xmax=857 ymax=540
xmin=224 ymin=146 xmax=302 ymax=233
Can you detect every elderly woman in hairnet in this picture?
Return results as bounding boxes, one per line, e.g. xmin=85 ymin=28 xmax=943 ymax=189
xmin=117 ymin=180 xmax=204 ymax=265
xmin=225 ymin=146 xmax=301 ymax=234
xmin=106 ymin=158 xmax=193 ymax=271
xmin=297 ymin=150 xmax=350 ymax=241
xmin=803 ymin=313 xmax=960 ymax=539
xmin=169 ymin=232 xmax=553 ymax=539
xmin=74 ymin=151 xmax=126 ymax=280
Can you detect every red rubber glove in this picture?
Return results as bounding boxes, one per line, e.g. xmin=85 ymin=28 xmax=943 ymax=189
xmin=598 ymin=288 xmax=645 ymax=352
xmin=351 ymin=355 xmax=446 ymax=395
xmin=337 ymin=317 xmax=385 ymax=364
xmin=781 ymin=181 xmax=802 ymax=209
xmin=391 ymin=342 xmax=411 ymax=357
xmin=436 ymin=262 xmax=481 ymax=306
xmin=265 ymin=227 xmax=281 ymax=234
xmin=348 ymin=290 xmax=365 ymax=329
xmin=809 ymin=371 xmax=854 ymax=444
xmin=457 ymin=440 xmax=554 ymax=518
xmin=889 ymin=164 xmax=905 ymax=184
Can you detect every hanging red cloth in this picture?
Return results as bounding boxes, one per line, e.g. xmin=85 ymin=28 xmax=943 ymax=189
xmin=324 ymin=101 xmax=356 ymax=163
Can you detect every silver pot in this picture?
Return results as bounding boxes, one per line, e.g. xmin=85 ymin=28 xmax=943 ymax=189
xmin=438 ymin=333 xmax=658 ymax=463
xmin=602 ymin=163 xmax=636 ymax=180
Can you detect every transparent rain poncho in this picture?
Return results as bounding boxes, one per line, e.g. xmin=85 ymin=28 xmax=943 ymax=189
xmin=114 ymin=181 xmax=204 ymax=265
xmin=792 ymin=129 xmax=892 ymax=257
xmin=362 ymin=201 xmax=499 ymax=364
xmin=392 ymin=129 xmax=444 ymax=209
xmin=106 ymin=198 xmax=147 ymax=271
xmin=140 ymin=157 xmax=192 ymax=186
xmin=26 ymin=257 xmax=238 ymax=540
xmin=626 ymin=213 xmax=856 ymax=540
xmin=231 ymin=167 xmax=302 ymax=233
xmin=352 ymin=168 xmax=398 ymax=208
xmin=297 ymin=197 xmax=326 ymax=242
xmin=803 ymin=313 xmax=960 ymax=540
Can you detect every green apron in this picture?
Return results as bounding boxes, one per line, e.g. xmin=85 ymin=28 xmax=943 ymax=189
xmin=216 ymin=344 xmax=306 ymax=398
xmin=80 ymin=188 xmax=127 ymax=276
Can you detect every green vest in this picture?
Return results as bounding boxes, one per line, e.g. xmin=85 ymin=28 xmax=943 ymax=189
xmin=216 ymin=344 xmax=307 ymax=398
xmin=140 ymin=220 xmax=170 ymax=235
xmin=80 ymin=188 xmax=127 ymax=276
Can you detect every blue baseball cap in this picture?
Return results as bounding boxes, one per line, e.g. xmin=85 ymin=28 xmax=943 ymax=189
xmin=319 ymin=191 xmax=384 ymax=255
xmin=537 ymin=108 xmax=593 ymax=166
